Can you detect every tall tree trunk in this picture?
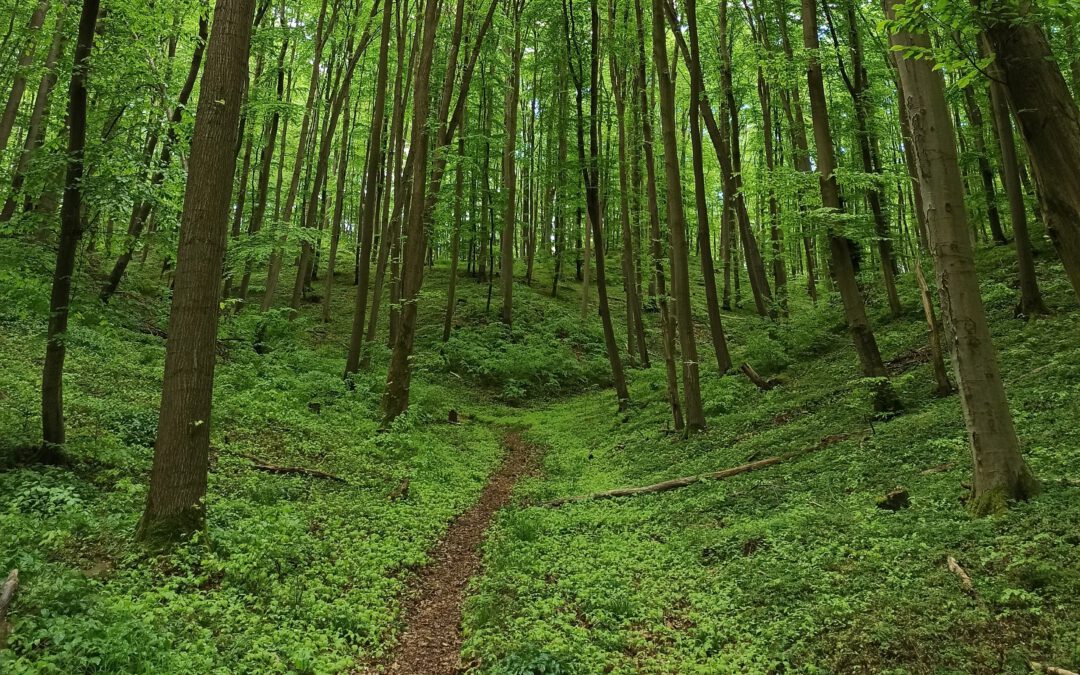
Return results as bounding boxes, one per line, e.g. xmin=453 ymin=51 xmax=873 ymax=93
xmin=443 ymin=91 xmax=467 ymax=341
xmin=0 ymin=0 xmax=49 ymax=159
xmin=981 ymin=34 xmax=1046 ymax=317
xmin=961 ymin=84 xmax=1007 ymax=244
xmin=979 ymin=0 xmax=1080 ymax=304
xmin=687 ymin=0 xmax=731 ymax=370
xmin=634 ymin=0 xmax=682 ymax=430
xmin=888 ymin=0 xmax=1038 ymax=514
xmin=653 ymin=0 xmax=705 ymax=430
xmin=39 ymin=0 xmax=98 ymax=463
xmin=381 ymin=0 xmax=439 ymax=424
xmin=238 ymin=26 xmax=291 ymax=304
xmin=802 ymin=0 xmax=899 ymax=414
xmin=500 ymin=8 xmax=523 ymax=327
xmin=321 ymin=88 xmax=354 ymax=322
xmin=578 ymin=0 xmax=630 ymax=409
xmin=136 ymin=0 xmax=255 ymax=542
xmin=608 ymin=10 xmax=649 ymax=368
xmin=341 ymin=0 xmax=391 ymax=369
xmin=261 ymin=0 xmax=333 ymax=311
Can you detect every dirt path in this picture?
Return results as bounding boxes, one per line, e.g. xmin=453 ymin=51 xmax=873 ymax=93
xmin=381 ymin=430 xmax=539 ymax=674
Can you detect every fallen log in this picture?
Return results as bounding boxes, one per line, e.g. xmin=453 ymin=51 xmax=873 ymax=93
xmin=1030 ymin=662 xmax=1079 ymax=675
xmin=543 ymin=430 xmax=867 ymax=508
xmin=545 ymin=456 xmax=784 ymax=507
xmin=237 ymin=453 xmax=347 ymax=483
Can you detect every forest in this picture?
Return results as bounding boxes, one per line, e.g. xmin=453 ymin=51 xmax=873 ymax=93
xmin=1 ymin=0 xmax=1079 ymax=670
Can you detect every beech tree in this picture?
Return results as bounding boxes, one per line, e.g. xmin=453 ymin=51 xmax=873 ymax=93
xmin=887 ymin=0 xmax=1037 ymax=514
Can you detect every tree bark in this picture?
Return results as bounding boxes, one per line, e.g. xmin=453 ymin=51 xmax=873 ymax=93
xmin=39 ymin=0 xmax=98 ymax=462
xmin=979 ymin=0 xmax=1080 ymax=304
xmin=136 ymin=0 xmax=255 ymax=542
xmin=653 ymin=0 xmax=705 ymax=430
xmin=802 ymin=0 xmax=899 ymax=414
xmin=888 ymin=0 xmax=1038 ymax=515
xmin=980 ymin=35 xmax=1046 ymax=317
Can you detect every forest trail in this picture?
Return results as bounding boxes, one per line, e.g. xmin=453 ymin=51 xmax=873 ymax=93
xmin=380 ymin=429 xmax=541 ymax=674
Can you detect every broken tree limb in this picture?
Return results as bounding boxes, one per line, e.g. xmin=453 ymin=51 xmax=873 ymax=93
xmin=947 ymin=556 xmax=974 ymax=595
xmin=544 ymin=456 xmax=784 ymax=507
xmin=0 ymin=569 xmax=19 ymax=648
xmin=236 ymin=453 xmax=347 ymax=483
xmin=740 ymin=363 xmax=777 ymax=391
xmin=543 ymin=430 xmax=868 ymax=508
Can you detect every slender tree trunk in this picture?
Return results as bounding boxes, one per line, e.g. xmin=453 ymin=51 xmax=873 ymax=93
xmin=136 ymin=0 xmax=255 ymax=542
xmin=888 ymin=0 xmax=1038 ymax=514
xmin=653 ymin=0 xmax=704 ymax=430
xmin=443 ymin=93 xmax=467 ymax=341
xmin=981 ymin=34 xmax=1046 ymax=317
xmin=341 ymin=0 xmax=392 ymax=371
xmin=961 ymin=84 xmax=1007 ymax=244
xmin=39 ymin=0 xmax=98 ymax=463
xmin=0 ymin=0 xmax=49 ymax=159
xmin=500 ymin=9 xmax=523 ymax=328
xmin=802 ymin=0 xmax=899 ymax=413
xmin=634 ymin=0 xmax=682 ymax=430
xmin=687 ymin=0 xmax=731 ymax=371
xmin=0 ymin=1 xmax=66 ymax=223
xmin=381 ymin=0 xmax=440 ymax=424
xmin=609 ymin=22 xmax=648 ymax=368
xmin=239 ymin=28 xmax=290 ymax=303
xmin=261 ymin=0 xmax=333 ymax=311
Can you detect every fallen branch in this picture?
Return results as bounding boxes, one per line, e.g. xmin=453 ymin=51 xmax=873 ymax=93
xmin=545 ymin=456 xmax=785 ymax=507
xmin=237 ymin=453 xmax=347 ymax=483
xmin=0 ymin=569 xmax=19 ymax=648
xmin=740 ymin=363 xmax=777 ymax=391
xmin=543 ymin=430 xmax=867 ymax=508
xmin=1030 ymin=662 xmax=1079 ymax=675
xmin=947 ymin=556 xmax=974 ymax=595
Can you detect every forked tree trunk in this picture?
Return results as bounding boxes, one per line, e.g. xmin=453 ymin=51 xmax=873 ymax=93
xmin=137 ymin=0 xmax=256 ymax=542
xmin=39 ymin=0 xmax=98 ymax=463
xmin=888 ymin=0 xmax=1038 ymax=515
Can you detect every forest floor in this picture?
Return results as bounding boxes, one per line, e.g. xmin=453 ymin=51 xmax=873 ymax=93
xmin=2 ymin=236 xmax=1080 ymax=673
